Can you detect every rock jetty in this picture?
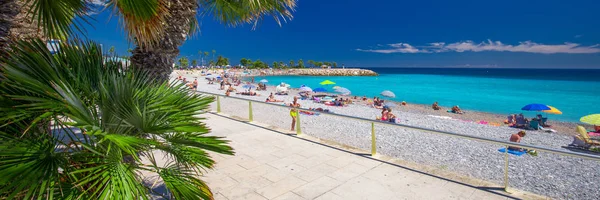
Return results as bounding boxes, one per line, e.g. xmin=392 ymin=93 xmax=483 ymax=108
xmin=291 ymin=68 xmax=378 ymax=76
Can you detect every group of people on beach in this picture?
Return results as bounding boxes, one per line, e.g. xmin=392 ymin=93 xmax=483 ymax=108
xmin=177 ymin=76 xmax=198 ymax=90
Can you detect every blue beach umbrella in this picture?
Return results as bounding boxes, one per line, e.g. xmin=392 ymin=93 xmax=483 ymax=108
xmin=521 ymin=104 xmax=551 ymax=111
xmin=314 ymin=87 xmax=328 ymax=92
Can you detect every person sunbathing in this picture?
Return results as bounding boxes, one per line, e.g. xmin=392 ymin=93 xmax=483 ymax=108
xmin=266 ymin=93 xmax=283 ymax=102
xmin=237 ymin=91 xmax=259 ymax=96
xmin=309 ymin=107 xmax=330 ymax=113
xmin=432 ymin=102 xmax=441 ymax=110
xmin=508 ymin=131 xmax=527 ymax=151
xmin=386 ymin=108 xmax=397 ymax=123
xmin=451 ymin=105 xmax=464 ymax=114
xmin=379 ymin=107 xmax=389 ymax=121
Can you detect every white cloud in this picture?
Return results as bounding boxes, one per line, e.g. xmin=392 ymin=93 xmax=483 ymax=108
xmin=357 ymin=43 xmax=427 ymax=53
xmin=358 ymin=40 xmax=600 ymax=54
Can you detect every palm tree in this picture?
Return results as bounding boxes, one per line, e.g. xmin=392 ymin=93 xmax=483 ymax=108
xmin=2 ymin=0 xmax=297 ymax=81
xmin=178 ymin=56 xmax=189 ymax=69
xmin=216 ymin=55 xmax=229 ymax=66
xmin=0 ymin=0 xmax=45 ymax=57
xmin=289 ymin=60 xmax=295 ymax=68
xmin=198 ymin=50 xmax=203 ymax=65
xmin=192 ymin=59 xmax=198 ymax=67
xmin=108 ymin=46 xmax=115 ymax=56
xmin=211 ymin=50 xmax=216 ymax=64
xmin=0 ymin=39 xmax=234 ymax=199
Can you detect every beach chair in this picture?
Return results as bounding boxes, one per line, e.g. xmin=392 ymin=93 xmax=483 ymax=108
xmin=571 ymin=126 xmax=600 ymax=148
xmin=541 ymin=118 xmax=550 ymax=127
xmin=529 ymin=120 xmax=540 ymax=130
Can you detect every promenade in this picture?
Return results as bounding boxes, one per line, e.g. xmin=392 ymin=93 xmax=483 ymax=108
xmin=201 ymin=114 xmax=544 ymax=200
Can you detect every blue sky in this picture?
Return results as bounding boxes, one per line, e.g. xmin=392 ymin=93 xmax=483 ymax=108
xmin=85 ymin=0 xmax=600 ymax=68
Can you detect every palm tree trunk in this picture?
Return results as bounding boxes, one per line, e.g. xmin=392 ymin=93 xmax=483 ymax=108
xmin=0 ymin=0 xmax=43 ymax=58
xmin=130 ymin=0 xmax=197 ymax=82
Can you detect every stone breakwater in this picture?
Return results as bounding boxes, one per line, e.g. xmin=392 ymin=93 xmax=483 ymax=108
xmin=292 ymin=68 xmax=378 ymax=76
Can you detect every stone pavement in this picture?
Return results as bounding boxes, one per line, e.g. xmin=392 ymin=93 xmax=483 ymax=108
xmin=202 ymin=114 xmax=541 ymax=200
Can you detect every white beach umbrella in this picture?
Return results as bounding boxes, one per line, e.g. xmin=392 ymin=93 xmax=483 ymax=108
xmin=380 ymin=90 xmax=396 ymax=98
xmin=335 ymin=87 xmax=351 ymax=95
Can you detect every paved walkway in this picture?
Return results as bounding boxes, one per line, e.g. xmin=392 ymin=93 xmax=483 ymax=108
xmin=202 ymin=114 xmax=530 ymax=200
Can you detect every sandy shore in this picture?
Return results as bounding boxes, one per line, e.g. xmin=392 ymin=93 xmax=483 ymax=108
xmin=176 ymin=72 xmax=600 ymax=200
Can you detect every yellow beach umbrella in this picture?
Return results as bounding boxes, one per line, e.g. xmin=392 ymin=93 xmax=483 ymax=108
xmin=581 ymin=114 xmax=600 ymax=125
xmin=542 ymin=106 xmax=562 ymax=115
xmin=320 ymin=80 xmax=336 ymax=85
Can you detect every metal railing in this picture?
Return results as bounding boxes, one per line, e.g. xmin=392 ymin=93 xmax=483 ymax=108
xmin=199 ymin=91 xmax=600 ymax=193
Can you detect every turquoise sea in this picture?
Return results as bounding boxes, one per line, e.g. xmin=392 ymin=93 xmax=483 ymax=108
xmin=254 ymin=68 xmax=600 ymax=122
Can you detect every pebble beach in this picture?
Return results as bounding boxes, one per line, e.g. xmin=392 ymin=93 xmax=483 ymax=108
xmin=176 ymin=71 xmax=600 ymax=199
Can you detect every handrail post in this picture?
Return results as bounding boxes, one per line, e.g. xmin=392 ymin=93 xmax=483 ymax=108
xmin=216 ymin=96 xmax=221 ymax=113
xmin=371 ymin=122 xmax=376 ymax=156
xmin=248 ymin=101 xmax=253 ymax=122
xmin=504 ymin=145 xmax=510 ymax=192
xmin=296 ymin=113 xmax=301 ymax=135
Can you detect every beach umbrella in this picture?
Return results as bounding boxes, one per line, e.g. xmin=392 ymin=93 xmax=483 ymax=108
xmin=335 ymin=87 xmax=351 ymax=95
xmin=521 ymin=104 xmax=550 ymax=111
xmin=242 ymin=84 xmax=256 ymax=89
xmin=259 ymin=79 xmax=268 ymax=83
xmin=580 ymin=114 xmax=600 ymax=125
xmin=314 ymin=87 xmax=328 ymax=92
xmin=380 ymin=90 xmax=396 ymax=98
xmin=320 ymin=80 xmax=336 ymax=85
xmin=542 ymin=106 xmax=562 ymax=115
xmin=299 ymin=87 xmax=313 ymax=92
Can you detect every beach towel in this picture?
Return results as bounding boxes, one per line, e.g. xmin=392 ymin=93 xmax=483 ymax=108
xmin=589 ymin=132 xmax=600 ymax=137
xmin=498 ymin=148 xmax=527 ymax=156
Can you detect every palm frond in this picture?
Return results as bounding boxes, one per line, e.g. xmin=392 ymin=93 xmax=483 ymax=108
xmin=0 ymin=131 xmax=70 ymax=199
xmin=24 ymin=0 xmax=91 ymax=40
xmin=199 ymin=0 xmax=297 ymax=29
xmin=107 ymin=0 xmax=170 ymax=47
xmin=158 ymin=164 xmax=213 ymax=199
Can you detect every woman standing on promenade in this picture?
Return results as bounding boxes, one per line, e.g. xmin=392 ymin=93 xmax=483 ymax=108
xmin=289 ymin=96 xmax=301 ymax=131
